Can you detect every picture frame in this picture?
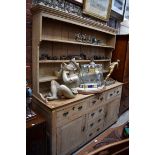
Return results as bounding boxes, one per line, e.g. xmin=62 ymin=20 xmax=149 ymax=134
xmin=83 ymin=0 xmax=112 ymax=21
xmin=74 ymin=0 xmax=83 ymax=3
xmin=67 ymin=0 xmax=83 ymax=5
xmin=123 ymin=0 xmax=129 ymax=20
xmin=112 ymin=0 xmax=126 ymax=15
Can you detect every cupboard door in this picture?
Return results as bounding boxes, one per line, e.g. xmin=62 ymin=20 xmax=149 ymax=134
xmin=57 ymin=116 xmax=86 ymax=155
xmin=119 ymin=83 xmax=129 ymax=115
xmin=104 ymin=99 xmax=120 ymax=129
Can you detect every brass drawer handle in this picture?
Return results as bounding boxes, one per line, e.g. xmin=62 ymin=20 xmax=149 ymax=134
xmin=92 ymin=100 xmax=96 ymax=105
xmin=63 ymin=112 xmax=69 ymax=117
xmin=117 ymin=91 xmax=119 ymax=94
xmin=78 ymin=106 xmax=83 ymax=111
xmin=90 ymin=123 xmax=94 ymax=127
xmin=98 ymin=119 xmax=101 ymax=123
xmin=99 ymin=109 xmax=102 ymax=113
xmin=89 ymin=133 xmax=93 ymax=137
xmin=91 ymin=113 xmax=95 ymax=117
xmin=100 ymin=97 xmax=104 ymax=101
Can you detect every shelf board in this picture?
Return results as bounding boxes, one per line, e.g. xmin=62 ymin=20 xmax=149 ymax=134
xmin=39 ymin=59 xmax=111 ymax=63
xmin=33 ymin=82 xmax=123 ymax=110
xmin=41 ymin=37 xmax=114 ymax=48
xmin=39 ymin=75 xmax=58 ymax=83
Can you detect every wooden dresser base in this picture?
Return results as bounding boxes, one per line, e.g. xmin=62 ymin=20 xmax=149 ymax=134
xmin=32 ymin=82 xmax=123 ymax=155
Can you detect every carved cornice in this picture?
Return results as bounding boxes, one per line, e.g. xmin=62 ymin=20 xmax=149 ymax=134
xmin=31 ymin=4 xmax=117 ymax=35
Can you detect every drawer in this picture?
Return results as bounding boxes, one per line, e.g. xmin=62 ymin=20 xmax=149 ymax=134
xmin=86 ymin=124 xmax=103 ymax=141
xmin=56 ymin=99 xmax=89 ymax=122
xmin=89 ymin=93 xmax=105 ymax=108
xmin=87 ymin=115 xmax=104 ymax=131
xmin=88 ymin=106 xmax=105 ymax=121
xmin=105 ymin=86 xmax=122 ymax=102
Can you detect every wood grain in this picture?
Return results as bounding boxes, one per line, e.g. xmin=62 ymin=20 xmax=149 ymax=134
xmin=31 ymin=5 xmax=122 ymax=155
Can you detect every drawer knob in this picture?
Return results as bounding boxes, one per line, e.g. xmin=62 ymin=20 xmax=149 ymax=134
xmin=92 ymin=100 xmax=96 ymax=105
xmin=78 ymin=106 xmax=83 ymax=111
xmin=100 ymin=97 xmax=103 ymax=101
xmin=91 ymin=113 xmax=95 ymax=117
xmin=63 ymin=112 xmax=69 ymax=117
xmin=90 ymin=123 xmax=94 ymax=127
xmin=98 ymin=119 xmax=101 ymax=123
xmin=99 ymin=109 xmax=102 ymax=113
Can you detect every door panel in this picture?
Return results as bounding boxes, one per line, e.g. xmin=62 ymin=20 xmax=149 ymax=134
xmin=57 ymin=116 xmax=86 ymax=155
xmin=104 ymin=99 xmax=120 ymax=128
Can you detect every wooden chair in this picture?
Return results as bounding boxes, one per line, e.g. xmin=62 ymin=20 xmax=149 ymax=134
xmin=87 ymin=138 xmax=129 ymax=155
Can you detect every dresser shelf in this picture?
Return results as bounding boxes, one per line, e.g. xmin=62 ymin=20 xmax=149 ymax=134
xmin=41 ymin=37 xmax=114 ymax=48
xmin=39 ymin=59 xmax=111 ymax=63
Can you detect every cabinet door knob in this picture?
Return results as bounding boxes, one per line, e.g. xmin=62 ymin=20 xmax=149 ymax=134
xmin=63 ymin=112 xmax=69 ymax=117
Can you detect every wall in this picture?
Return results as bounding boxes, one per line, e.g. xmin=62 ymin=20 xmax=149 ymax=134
xmin=119 ymin=20 xmax=129 ymax=34
xmin=26 ymin=0 xmax=32 ymax=84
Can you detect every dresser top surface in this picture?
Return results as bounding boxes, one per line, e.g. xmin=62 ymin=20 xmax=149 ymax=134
xmin=33 ymin=82 xmax=123 ymax=111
